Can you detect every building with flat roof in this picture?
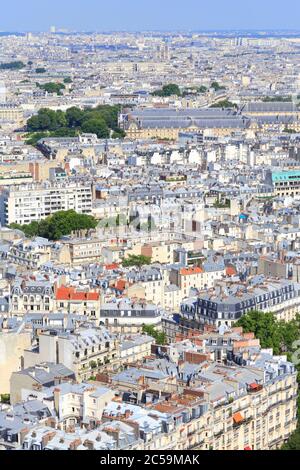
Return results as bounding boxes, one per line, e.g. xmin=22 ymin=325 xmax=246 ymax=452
xmin=0 ymin=181 xmax=93 ymax=225
xmin=271 ymin=170 xmax=300 ymax=198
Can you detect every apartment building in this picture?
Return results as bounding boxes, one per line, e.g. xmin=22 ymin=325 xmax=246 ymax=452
xmin=127 ymin=267 xmax=164 ymax=307
xmin=60 ymin=238 xmax=103 ymax=265
xmin=141 ymin=241 xmax=179 ymax=264
xmin=170 ymin=259 xmax=226 ymax=299
xmin=10 ymin=280 xmax=55 ymax=316
xmin=180 ymin=278 xmax=300 ymax=328
xmin=5 ymin=341 xmax=298 ymax=450
xmin=10 ymin=362 xmax=76 ymax=405
xmin=100 ymin=299 xmax=162 ymax=333
xmin=195 ymin=357 xmax=297 ymax=450
xmin=23 ymin=325 xmax=120 ymax=382
xmin=0 ymin=320 xmax=31 ymax=394
xmin=51 ymin=383 xmax=116 ymax=430
xmin=120 ymin=334 xmax=153 ymax=363
xmin=258 ymin=253 xmax=300 ymax=283
xmin=0 ymin=171 xmax=33 ymax=186
xmin=0 ymin=181 xmax=93 ymax=225
xmin=55 ymin=285 xmax=101 ymax=320
xmin=21 ymin=423 xmax=139 ymax=450
xmin=8 ymin=237 xmax=52 ymax=269
xmin=271 ymin=170 xmax=300 ymax=198
xmin=0 ymin=104 xmax=24 ymax=125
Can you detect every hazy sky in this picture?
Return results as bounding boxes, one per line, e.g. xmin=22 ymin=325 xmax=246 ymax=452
xmin=1 ymin=0 xmax=300 ymax=32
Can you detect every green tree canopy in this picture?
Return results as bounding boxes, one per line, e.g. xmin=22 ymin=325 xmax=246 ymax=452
xmin=37 ymin=82 xmax=65 ymax=95
xmin=152 ymin=83 xmax=181 ymax=97
xmin=81 ymin=117 xmax=109 ymax=138
xmin=211 ymin=81 xmax=226 ymax=91
xmin=236 ymin=310 xmax=300 ymax=450
xmin=122 ymin=254 xmax=152 ymax=268
xmin=0 ymin=61 xmax=25 ymax=70
xmin=142 ymin=325 xmax=167 ymax=345
xmin=210 ymin=100 xmax=237 ymax=109
xmin=26 ymin=105 xmax=124 ymax=143
xmin=10 ymin=210 xmax=97 ymax=241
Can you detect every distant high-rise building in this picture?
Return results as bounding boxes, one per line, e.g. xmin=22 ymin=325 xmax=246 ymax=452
xmin=234 ymin=37 xmax=243 ymax=47
xmin=157 ymin=43 xmax=170 ymax=62
xmin=50 ymin=25 xmax=56 ymax=33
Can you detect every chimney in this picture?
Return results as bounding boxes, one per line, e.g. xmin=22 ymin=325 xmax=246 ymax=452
xmin=69 ymin=438 xmax=82 ymax=450
xmin=53 ymin=388 xmax=61 ymax=414
xmin=42 ymin=431 xmax=56 ymax=447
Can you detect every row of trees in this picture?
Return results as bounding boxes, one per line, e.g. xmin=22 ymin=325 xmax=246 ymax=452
xmin=0 ymin=61 xmax=25 ymax=70
xmin=35 ymin=68 xmax=47 ymax=74
xmin=263 ymin=96 xmax=292 ymax=102
xmin=152 ymin=82 xmax=226 ymax=98
xmin=236 ymin=310 xmax=300 ymax=450
xmin=26 ymin=105 xmax=125 ymax=142
xmin=10 ymin=210 xmax=98 ymax=241
xmin=210 ymin=100 xmax=237 ymax=109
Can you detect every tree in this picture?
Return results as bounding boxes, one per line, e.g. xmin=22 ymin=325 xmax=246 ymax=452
xmin=281 ymin=431 xmax=300 ymax=450
xmin=0 ymin=394 xmax=10 ymax=404
xmin=37 ymin=82 xmax=65 ymax=95
xmin=26 ymin=105 xmax=123 ymax=141
xmin=142 ymin=325 xmax=167 ymax=345
xmin=263 ymin=96 xmax=292 ymax=102
xmin=122 ymin=254 xmax=152 ymax=267
xmin=35 ymin=67 xmax=46 ymax=73
xmin=9 ymin=210 xmax=98 ymax=241
xmin=27 ymin=108 xmax=67 ymax=132
xmin=236 ymin=310 xmax=300 ymax=450
xmin=152 ymin=83 xmax=181 ymax=97
xmin=213 ymin=199 xmax=231 ymax=209
xmin=211 ymin=100 xmax=237 ymax=109
xmin=236 ymin=310 xmax=282 ymax=353
xmin=284 ymin=128 xmax=297 ymax=134
xmin=0 ymin=61 xmax=25 ymax=70
xmin=63 ymin=77 xmax=72 ymax=83
xmin=66 ymin=107 xmax=85 ymax=127
xmin=112 ymin=129 xmax=126 ymax=139
xmin=81 ymin=118 xmax=109 ymax=138
xmin=211 ymin=81 xmax=226 ymax=91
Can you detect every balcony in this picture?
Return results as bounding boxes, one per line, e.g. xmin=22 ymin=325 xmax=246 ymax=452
xmin=247 ymin=383 xmax=263 ymax=394
xmin=214 ymin=429 xmax=224 ymax=438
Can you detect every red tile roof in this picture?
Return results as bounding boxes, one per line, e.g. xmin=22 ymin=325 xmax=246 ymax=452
xmin=226 ymin=266 xmax=237 ymax=276
xmin=105 ymin=263 xmax=119 ymax=270
xmin=56 ymin=286 xmax=99 ymax=301
xmin=180 ymin=267 xmax=203 ymax=276
xmin=115 ymin=280 xmax=126 ymax=291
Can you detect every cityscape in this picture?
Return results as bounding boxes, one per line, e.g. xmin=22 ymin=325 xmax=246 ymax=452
xmin=1 ymin=0 xmax=300 ymax=456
